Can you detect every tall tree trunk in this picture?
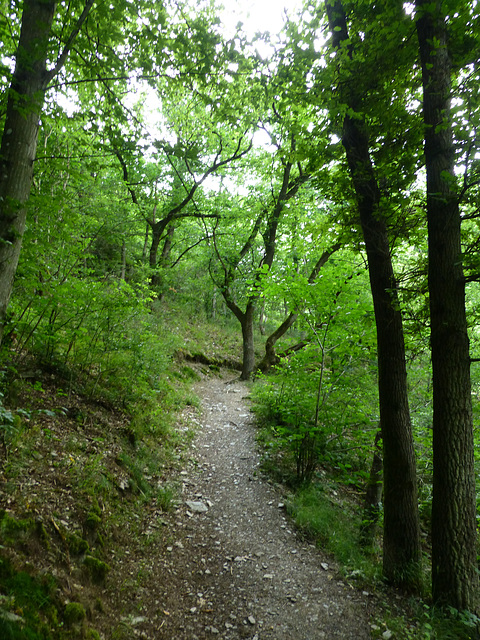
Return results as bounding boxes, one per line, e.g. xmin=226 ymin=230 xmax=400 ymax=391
xmin=0 ymin=0 xmax=56 ymax=345
xmin=325 ymin=0 xmax=421 ymax=588
xmin=240 ymin=302 xmax=256 ymax=381
xmin=416 ymin=0 xmax=478 ymax=611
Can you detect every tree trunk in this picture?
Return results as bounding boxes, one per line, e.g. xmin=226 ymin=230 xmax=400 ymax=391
xmin=120 ymin=239 xmax=126 ymax=280
xmin=257 ymin=312 xmax=298 ymax=373
xmin=142 ymin=222 xmax=150 ymax=262
xmin=240 ymin=302 xmax=256 ymax=380
xmin=360 ymin=429 xmax=383 ymax=548
xmin=0 ymin=0 xmax=56 ymax=345
xmin=416 ymin=0 xmax=478 ymax=611
xmin=160 ymin=223 xmax=175 ymax=265
xmin=325 ymin=0 xmax=421 ymax=588
xmin=259 ymin=301 xmax=266 ymax=336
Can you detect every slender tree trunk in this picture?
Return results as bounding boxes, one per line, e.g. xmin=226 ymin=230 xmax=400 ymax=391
xmin=142 ymin=222 xmax=150 ymax=262
xmin=0 ymin=0 xmax=56 ymax=345
xmin=360 ymin=429 xmax=383 ymax=548
xmin=325 ymin=0 xmax=421 ymax=588
xmin=257 ymin=312 xmax=298 ymax=373
xmin=240 ymin=302 xmax=256 ymax=381
xmin=259 ymin=301 xmax=266 ymax=336
xmin=120 ymin=239 xmax=126 ymax=280
xmin=416 ymin=0 xmax=478 ymax=611
xmin=148 ymin=218 xmax=170 ymax=288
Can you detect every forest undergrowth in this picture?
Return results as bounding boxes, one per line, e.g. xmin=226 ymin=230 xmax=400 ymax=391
xmin=0 ymin=302 xmax=478 ymax=639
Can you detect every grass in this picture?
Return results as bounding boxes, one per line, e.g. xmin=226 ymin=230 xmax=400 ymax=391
xmin=286 ymin=484 xmax=379 ymax=582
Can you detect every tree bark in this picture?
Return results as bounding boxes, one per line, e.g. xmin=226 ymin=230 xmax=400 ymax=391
xmin=325 ymin=0 xmax=421 ymax=588
xmin=120 ymin=239 xmax=126 ymax=280
xmin=240 ymin=302 xmax=256 ymax=381
xmin=416 ymin=0 xmax=478 ymax=611
xmin=221 ymin=290 xmax=256 ymax=381
xmin=360 ymin=429 xmax=383 ymax=548
xmin=0 ymin=0 xmax=56 ymax=344
xmin=257 ymin=312 xmax=299 ymax=373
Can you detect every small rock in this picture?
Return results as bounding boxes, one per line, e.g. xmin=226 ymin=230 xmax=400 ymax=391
xmin=321 ymin=562 xmax=329 ymax=571
xmin=247 ymin=615 xmax=256 ymax=625
xmin=382 ymin=631 xmax=393 ymax=640
xmin=185 ymin=501 xmax=208 ymax=513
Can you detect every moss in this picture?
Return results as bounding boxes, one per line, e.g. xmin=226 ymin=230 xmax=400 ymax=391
xmin=83 ymin=555 xmax=110 ymax=584
xmin=0 ymin=510 xmax=34 ymax=543
xmin=67 ymin=532 xmax=90 ymax=555
xmin=86 ymin=629 xmax=101 ymax=640
xmin=64 ymin=602 xmax=86 ymax=626
xmin=85 ymin=511 xmax=102 ymax=531
xmin=94 ymin=597 xmax=105 ymax=613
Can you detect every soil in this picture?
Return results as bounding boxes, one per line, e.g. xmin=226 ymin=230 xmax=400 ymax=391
xmin=106 ymin=370 xmax=373 ymax=639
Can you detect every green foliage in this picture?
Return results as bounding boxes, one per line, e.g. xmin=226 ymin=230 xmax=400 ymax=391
xmin=252 ymin=257 xmax=378 ymax=484
xmin=287 ymin=485 xmax=376 ymax=580
xmin=371 ymin=602 xmax=480 ymax=640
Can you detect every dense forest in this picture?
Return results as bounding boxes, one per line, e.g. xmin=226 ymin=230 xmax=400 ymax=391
xmin=1 ymin=0 xmax=480 ymax=637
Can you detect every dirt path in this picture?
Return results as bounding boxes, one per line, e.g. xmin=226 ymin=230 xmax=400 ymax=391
xmin=146 ymin=372 xmax=372 ymax=639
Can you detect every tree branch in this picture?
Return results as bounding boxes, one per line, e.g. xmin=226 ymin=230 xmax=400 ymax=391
xmin=44 ymin=0 xmax=96 ymax=86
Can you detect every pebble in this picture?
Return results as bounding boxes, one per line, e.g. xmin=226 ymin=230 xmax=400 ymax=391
xmin=185 ymin=501 xmax=209 ymax=513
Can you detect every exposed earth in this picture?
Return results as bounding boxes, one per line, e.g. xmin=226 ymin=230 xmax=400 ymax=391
xmin=109 ymin=370 xmax=373 ymax=639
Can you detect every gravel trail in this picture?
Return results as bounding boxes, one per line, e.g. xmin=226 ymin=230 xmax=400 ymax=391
xmin=152 ymin=372 xmax=372 ymax=639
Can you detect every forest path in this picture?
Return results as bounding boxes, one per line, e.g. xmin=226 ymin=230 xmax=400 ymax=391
xmin=150 ymin=370 xmax=372 ymax=639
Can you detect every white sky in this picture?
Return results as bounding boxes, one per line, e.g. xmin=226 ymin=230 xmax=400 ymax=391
xmin=219 ymin=0 xmax=304 ymax=37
